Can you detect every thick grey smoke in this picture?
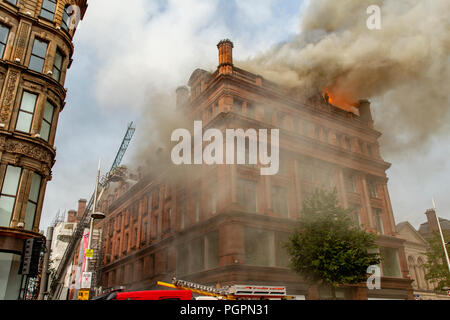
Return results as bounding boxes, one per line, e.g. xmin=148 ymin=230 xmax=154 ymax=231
xmin=239 ymin=0 xmax=450 ymax=156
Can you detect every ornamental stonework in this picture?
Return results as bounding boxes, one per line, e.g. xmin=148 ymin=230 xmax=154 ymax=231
xmin=13 ymin=22 xmax=31 ymax=62
xmin=1 ymin=138 xmax=54 ymax=164
xmin=0 ymin=69 xmax=19 ymax=122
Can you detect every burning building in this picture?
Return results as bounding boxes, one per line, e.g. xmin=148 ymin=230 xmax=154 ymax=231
xmin=98 ymin=40 xmax=413 ymax=300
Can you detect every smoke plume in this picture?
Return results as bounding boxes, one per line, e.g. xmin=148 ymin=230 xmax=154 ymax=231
xmin=239 ymin=0 xmax=450 ymax=156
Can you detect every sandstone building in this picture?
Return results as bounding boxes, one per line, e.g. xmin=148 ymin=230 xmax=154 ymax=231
xmin=0 ymin=0 xmax=87 ymax=300
xmin=397 ymin=209 xmax=450 ymax=300
xmin=98 ymin=40 xmax=414 ymax=300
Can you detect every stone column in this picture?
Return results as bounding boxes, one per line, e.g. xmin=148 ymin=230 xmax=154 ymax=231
xmin=219 ymin=223 xmax=245 ymax=266
xmin=382 ymin=183 xmax=397 ymax=235
xmin=359 ymin=174 xmax=375 ymax=232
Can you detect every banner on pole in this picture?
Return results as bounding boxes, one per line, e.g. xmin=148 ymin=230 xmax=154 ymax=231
xmin=81 ymin=272 xmax=92 ymax=289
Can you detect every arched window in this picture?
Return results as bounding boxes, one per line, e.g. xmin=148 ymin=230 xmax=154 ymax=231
xmin=417 ymin=257 xmax=428 ymax=290
xmin=40 ymin=0 xmax=57 ymax=21
xmin=61 ymin=5 xmax=73 ymax=33
xmin=408 ymin=256 xmax=418 ymax=288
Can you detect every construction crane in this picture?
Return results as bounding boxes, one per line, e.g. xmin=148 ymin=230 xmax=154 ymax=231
xmin=157 ymin=278 xmax=290 ymax=300
xmin=49 ymin=122 xmax=136 ymax=300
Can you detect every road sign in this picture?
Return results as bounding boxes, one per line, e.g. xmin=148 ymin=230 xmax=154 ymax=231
xmin=78 ymin=289 xmax=90 ymax=300
xmin=85 ymin=249 xmax=93 ymax=258
xmin=81 ymin=272 xmax=92 ymax=289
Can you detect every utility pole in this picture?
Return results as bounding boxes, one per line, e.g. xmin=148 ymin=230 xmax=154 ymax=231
xmin=80 ymin=159 xmax=105 ymax=300
xmin=38 ymin=226 xmax=54 ymax=300
xmin=432 ymin=198 xmax=450 ymax=274
xmin=86 ymin=159 xmax=101 ymax=273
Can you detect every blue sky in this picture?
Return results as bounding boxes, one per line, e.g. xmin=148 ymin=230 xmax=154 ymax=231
xmin=39 ymin=0 xmax=449 ymax=231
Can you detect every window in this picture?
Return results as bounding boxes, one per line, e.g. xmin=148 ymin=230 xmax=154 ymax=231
xmin=277 ymin=112 xmax=285 ymax=128
xmin=179 ymin=199 xmax=187 ymax=229
xmin=162 ymin=208 xmax=172 ymax=232
xmin=0 ymin=166 xmax=22 ymax=227
xmin=40 ymin=0 xmax=57 ymax=21
xmin=246 ymin=103 xmax=255 ymax=118
xmin=193 ymin=193 xmax=200 ymax=223
xmin=61 ymin=5 xmax=73 ymax=32
xmin=272 ymin=186 xmax=289 ymax=218
xmin=275 ymin=233 xmax=290 ymax=268
xmin=372 ymin=208 xmax=384 ymax=234
xmin=350 ymin=206 xmax=362 ymax=227
xmin=380 ymin=247 xmax=401 ymax=278
xmin=16 ymin=91 xmax=38 ymax=133
xmin=344 ymin=173 xmax=356 ymax=193
xmin=4 ymin=0 xmax=18 ymax=6
xmin=140 ymin=222 xmax=147 ymax=245
xmin=29 ymin=38 xmax=48 ymax=72
xmin=368 ymin=180 xmax=379 ymax=198
xmin=264 ymin=107 xmax=273 ymax=124
xmin=300 ymin=163 xmax=313 ymax=182
xmin=24 ymin=173 xmax=41 ymax=230
xmin=314 ymin=125 xmax=321 ymax=139
xmin=343 ymin=136 xmax=351 ymax=150
xmin=177 ymin=244 xmax=189 ymax=276
xmin=0 ymin=252 xmax=22 ymax=300
xmin=245 ymin=228 xmax=275 ymax=267
xmin=124 ymin=233 xmax=129 ymax=253
xmin=205 ymin=231 xmax=219 ymax=270
xmin=52 ymin=49 xmax=64 ymax=81
xmin=302 ymin=120 xmax=309 ymax=136
xmin=189 ymin=238 xmax=204 ymax=273
xmin=233 ymin=99 xmax=243 ymax=114
xmin=237 ymin=178 xmax=257 ymax=212
xmin=40 ymin=100 xmax=55 ymax=142
xmin=0 ymin=24 xmax=10 ymax=59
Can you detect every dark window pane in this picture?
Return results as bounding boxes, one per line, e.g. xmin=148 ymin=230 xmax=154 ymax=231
xmin=20 ymin=92 xmax=37 ymax=113
xmin=5 ymin=0 xmax=18 ymax=6
xmin=0 ymin=25 xmax=10 ymax=44
xmin=16 ymin=112 xmax=33 ymax=133
xmin=29 ymin=56 xmax=45 ymax=72
xmin=32 ymin=39 xmax=48 ymax=58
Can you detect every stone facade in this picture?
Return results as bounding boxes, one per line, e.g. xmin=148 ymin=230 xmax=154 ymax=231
xmin=0 ymin=0 xmax=87 ymax=300
xmin=397 ymin=220 xmax=450 ymax=300
xmin=97 ymin=40 xmax=414 ymax=300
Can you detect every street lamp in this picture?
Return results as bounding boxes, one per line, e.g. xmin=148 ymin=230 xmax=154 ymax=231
xmin=82 ymin=160 xmax=106 ymax=299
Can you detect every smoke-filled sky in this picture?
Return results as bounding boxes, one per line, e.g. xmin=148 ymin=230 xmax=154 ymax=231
xmin=40 ymin=0 xmax=449 ymax=232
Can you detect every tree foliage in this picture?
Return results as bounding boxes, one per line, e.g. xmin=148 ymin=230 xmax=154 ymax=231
xmin=424 ymin=230 xmax=450 ymax=292
xmin=285 ymin=188 xmax=380 ymax=299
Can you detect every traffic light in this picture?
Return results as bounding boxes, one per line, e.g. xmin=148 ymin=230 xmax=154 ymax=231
xmin=19 ymin=238 xmax=44 ymax=276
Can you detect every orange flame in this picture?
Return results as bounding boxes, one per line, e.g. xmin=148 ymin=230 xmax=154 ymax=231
xmin=323 ymin=88 xmax=359 ymax=113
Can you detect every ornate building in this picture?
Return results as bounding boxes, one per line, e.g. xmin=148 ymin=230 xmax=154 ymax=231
xmin=98 ymin=40 xmax=414 ymax=300
xmin=397 ymin=210 xmax=450 ymax=300
xmin=0 ymin=0 xmax=87 ymax=300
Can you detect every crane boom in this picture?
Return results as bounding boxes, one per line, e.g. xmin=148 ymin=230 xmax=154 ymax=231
xmin=50 ymin=122 xmax=136 ymax=300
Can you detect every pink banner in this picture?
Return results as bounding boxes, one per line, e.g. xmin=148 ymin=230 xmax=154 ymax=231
xmin=79 ymin=232 xmax=89 ymax=284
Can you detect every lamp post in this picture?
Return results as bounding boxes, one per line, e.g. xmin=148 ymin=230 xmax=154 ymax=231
xmin=82 ymin=159 xmax=106 ymax=299
xmin=432 ymin=198 xmax=450 ymax=274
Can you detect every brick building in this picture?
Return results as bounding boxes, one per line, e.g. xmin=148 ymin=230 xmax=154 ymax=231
xmin=98 ymin=40 xmax=413 ymax=300
xmin=0 ymin=0 xmax=87 ymax=300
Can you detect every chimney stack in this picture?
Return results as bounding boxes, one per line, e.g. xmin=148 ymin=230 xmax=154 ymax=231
xmin=425 ymin=208 xmax=439 ymax=233
xmin=358 ymin=99 xmax=373 ymax=124
xmin=77 ymin=198 xmax=87 ymax=220
xmin=217 ymin=39 xmax=234 ymax=75
xmin=176 ymin=86 xmax=189 ymax=109
xmin=67 ymin=210 xmax=77 ymax=223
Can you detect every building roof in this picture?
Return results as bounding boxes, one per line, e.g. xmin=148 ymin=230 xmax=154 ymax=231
xmin=397 ymin=221 xmax=429 ymax=247
xmin=418 ymin=217 xmax=450 ymax=235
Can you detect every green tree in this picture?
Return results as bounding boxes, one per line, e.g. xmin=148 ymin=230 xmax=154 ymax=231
xmin=424 ymin=230 xmax=450 ymax=292
xmin=285 ymin=188 xmax=380 ymax=299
